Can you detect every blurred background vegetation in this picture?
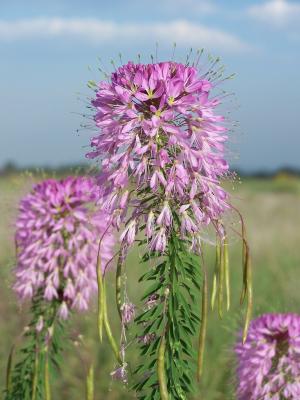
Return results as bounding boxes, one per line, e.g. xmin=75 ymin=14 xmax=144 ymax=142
xmin=1 ymin=168 xmax=300 ymax=399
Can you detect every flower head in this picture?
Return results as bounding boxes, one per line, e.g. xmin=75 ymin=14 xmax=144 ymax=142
xmin=235 ymin=313 xmax=300 ymax=400
xmin=14 ymin=177 xmax=115 ymax=318
xmin=88 ymin=60 xmax=231 ymax=251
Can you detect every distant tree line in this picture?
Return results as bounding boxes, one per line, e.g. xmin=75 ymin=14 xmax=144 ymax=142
xmin=1 ymin=161 xmax=300 ymax=179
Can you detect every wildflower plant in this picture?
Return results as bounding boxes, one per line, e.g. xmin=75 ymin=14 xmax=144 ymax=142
xmin=236 ymin=313 xmax=300 ymax=400
xmin=7 ymin=176 xmax=114 ymax=400
xmin=87 ymin=50 xmax=252 ymax=399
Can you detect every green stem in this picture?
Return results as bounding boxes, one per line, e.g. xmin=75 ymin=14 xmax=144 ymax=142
xmin=32 ymin=346 xmax=39 ymax=400
xmin=96 ymin=248 xmax=105 ymax=343
xmin=5 ymin=345 xmax=15 ymax=394
xmin=86 ymin=364 xmax=94 ymax=400
xmin=135 ymin=234 xmax=202 ymax=399
xmin=44 ymin=349 xmax=51 ymax=400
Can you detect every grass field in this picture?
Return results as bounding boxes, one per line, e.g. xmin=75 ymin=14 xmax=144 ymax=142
xmin=1 ymin=172 xmax=300 ymax=399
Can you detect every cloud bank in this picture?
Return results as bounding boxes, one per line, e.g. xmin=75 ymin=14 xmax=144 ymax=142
xmin=248 ymin=0 xmax=300 ymax=27
xmin=0 ymin=17 xmax=249 ymax=53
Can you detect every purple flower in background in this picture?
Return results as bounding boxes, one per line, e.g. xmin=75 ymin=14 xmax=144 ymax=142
xmin=87 ymin=60 xmax=231 ymax=252
xmin=121 ymin=302 xmax=136 ymax=324
xmin=235 ymin=313 xmax=300 ymax=400
xmin=110 ymin=363 xmax=128 ymax=384
xmin=14 ymin=177 xmax=115 ymax=318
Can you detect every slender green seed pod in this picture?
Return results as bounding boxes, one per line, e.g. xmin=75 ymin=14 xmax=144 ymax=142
xmin=44 ymin=349 xmax=51 ymax=400
xmin=86 ymin=364 xmax=94 ymax=400
xmin=197 ymin=268 xmax=208 ymax=382
xmin=211 ymin=273 xmax=217 ymax=311
xmin=103 ymin=284 xmax=122 ymax=364
xmin=211 ymin=243 xmax=221 ymax=310
xmin=240 ymin=239 xmax=249 ymax=305
xmin=243 ymin=258 xmax=253 ymax=343
xmin=157 ymin=335 xmax=168 ymax=400
xmin=116 ymin=251 xmax=124 ymax=320
xmin=6 ymin=345 xmax=15 ymax=394
xmin=217 ymin=243 xmax=224 ymax=319
xmin=32 ymin=348 xmax=39 ymax=400
xmin=223 ymin=239 xmax=230 ymax=311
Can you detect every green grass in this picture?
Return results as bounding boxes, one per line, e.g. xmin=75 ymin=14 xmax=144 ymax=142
xmin=1 ymin=173 xmax=300 ymax=399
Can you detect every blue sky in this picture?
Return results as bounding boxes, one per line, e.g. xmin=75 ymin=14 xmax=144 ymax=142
xmin=1 ymin=0 xmax=300 ymax=171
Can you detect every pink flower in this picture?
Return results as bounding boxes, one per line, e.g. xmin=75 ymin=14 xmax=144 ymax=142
xmin=156 ymin=201 xmax=172 ymax=228
xmin=88 ymin=61 xmax=232 ymax=251
xmin=14 ymin=177 xmax=115 ymax=317
xmin=121 ymin=302 xmax=136 ymax=324
xmin=235 ymin=313 xmax=300 ymax=399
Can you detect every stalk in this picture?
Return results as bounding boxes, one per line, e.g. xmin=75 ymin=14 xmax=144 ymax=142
xmin=134 ymin=234 xmax=202 ymax=399
xmin=5 ymin=294 xmax=63 ymax=400
xmin=44 ymin=349 xmax=51 ymax=400
xmin=31 ymin=347 xmax=39 ymax=400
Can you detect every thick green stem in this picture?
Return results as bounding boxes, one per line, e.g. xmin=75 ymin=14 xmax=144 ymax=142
xmin=135 ymin=235 xmax=202 ymax=399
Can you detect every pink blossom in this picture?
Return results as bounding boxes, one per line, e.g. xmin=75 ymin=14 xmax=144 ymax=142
xmin=236 ymin=313 xmax=300 ymax=399
xmin=88 ymin=61 xmax=232 ymax=251
xmin=121 ymin=302 xmax=136 ymax=324
xmin=14 ymin=177 xmax=115 ymax=317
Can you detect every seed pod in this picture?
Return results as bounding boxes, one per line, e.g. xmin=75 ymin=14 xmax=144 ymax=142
xmin=211 ymin=243 xmax=221 ymax=310
xmin=217 ymin=242 xmax=224 ymax=319
xmin=197 ymin=268 xmax=208 ymax=382
xmin=103 ymin=284 xmax=122 ymax=364
xmin=242 ymin=258 xmax=253 ymax=344
xmin=157 ymin=335 xmax=168 ymax=400
xmin=223 ymin=238 xmax=230 ymax=311
xmin=116 ymin=249 xmax=125 ymax=320
xmin=86 ymin=363 xmax=94 ymax=400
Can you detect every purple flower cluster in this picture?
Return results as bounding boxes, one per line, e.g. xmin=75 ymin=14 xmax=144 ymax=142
xmin=14 ymin=177 xmax=115 ymax=319
xmin=88 ymin=61 xmax=230 ymax=253
xmin=236 ymin=313 xmax=300 ymax=399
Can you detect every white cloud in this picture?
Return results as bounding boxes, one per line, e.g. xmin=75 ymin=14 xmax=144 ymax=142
xmin=248 ymin=0 xmax=300 ymax=27
xmin=0 ymin=17 xmax=249 ymax=53
xmin=162 ymin=0 xmax=217 ymax=14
